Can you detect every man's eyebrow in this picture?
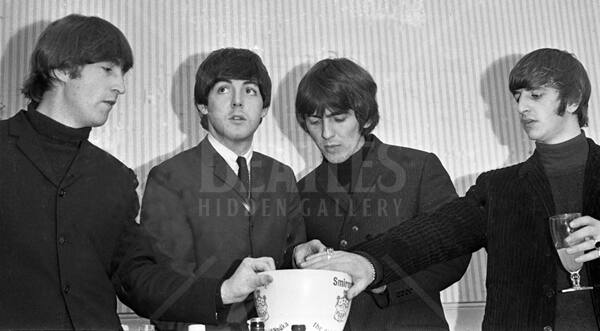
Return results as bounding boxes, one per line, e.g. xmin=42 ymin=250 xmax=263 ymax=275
xmin=308 ymin=111 xmax=347 ymax=118
xmin=214 ymin=78 xmax=232 ymax=84
xmin=215 ymin=79 xmax=258 ymax=86
xmin=326 ymin=111 xmax=347 ymax=117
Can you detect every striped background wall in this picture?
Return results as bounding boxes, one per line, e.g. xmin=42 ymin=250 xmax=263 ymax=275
xmin=2 ymin=0 xmax=599 ymax=312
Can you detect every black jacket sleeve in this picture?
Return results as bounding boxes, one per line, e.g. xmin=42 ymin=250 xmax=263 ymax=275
xmin=374 ymin=153 xmax=471 ymax=305
xmin=354 ymin=169 xmax=488 ymax=287
xmin=111 ymin=169 xmax=224 ymax=325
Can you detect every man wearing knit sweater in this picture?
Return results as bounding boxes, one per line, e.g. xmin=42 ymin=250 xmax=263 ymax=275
xmin=300 ymin=48 xmax=600 ymax=330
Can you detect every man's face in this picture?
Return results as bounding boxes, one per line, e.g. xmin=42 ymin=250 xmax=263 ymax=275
xmin=199 ymin=79 xmax=267 ymax=153
xmin=512 ymin=86 xmax=580 ymax=144
xmin=305 ymin=109 xmax=366 ymax=164
xmin=60 ymin=61 xmax=126 ymax=128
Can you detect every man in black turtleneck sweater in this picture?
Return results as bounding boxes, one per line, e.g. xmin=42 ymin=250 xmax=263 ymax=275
xmin=1 ymin=16 xmax=277 ymax=331
xmin=0 ymin=14 xmax=138 ymax=329
xmin=301 ymin=49 xmax=600 ymax=330
xmin=537 ymin=133 xmax=598 ymax=330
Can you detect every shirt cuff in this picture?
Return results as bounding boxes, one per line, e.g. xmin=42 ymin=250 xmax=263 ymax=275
xmin=214 ymin=279 xmax=230 ymax=323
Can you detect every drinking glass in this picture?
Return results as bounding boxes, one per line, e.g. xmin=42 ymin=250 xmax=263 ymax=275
xmin=549 ymin=213 xmax=593 ymax=292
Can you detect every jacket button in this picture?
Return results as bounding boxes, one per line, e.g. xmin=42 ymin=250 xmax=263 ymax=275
xmin=63 ymin=285 xmax=71 ymax=293
xmin=543 ymin=326 xmax=552 ymax=331
xmin=59 ymin=189 xmax=66 ymax=197
xmin=58 ymin=236 xmax=66 ymax=245
xmin=351 ymin=226 xmax=359 ymax=232
xmin=339 ymin=240 xmax=348 ymax=248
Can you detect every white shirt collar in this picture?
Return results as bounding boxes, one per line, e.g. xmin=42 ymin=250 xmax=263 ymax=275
xmin=206 ymin=133 xmax=253 ymax=175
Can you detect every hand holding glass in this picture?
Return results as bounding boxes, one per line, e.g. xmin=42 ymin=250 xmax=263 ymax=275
xmin=549 ymin=213 xmax=593 ymax=292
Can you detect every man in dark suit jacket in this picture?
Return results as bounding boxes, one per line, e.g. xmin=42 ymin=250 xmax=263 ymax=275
xmin=1 ymin=16 xmax=277 ymax=330
xmin=116 ymin=48 xmax=306 ymax=331
xmin=0 ymin=14 xmax=138 ymax=330
xmin=293 ymin=58 xmax=470 ymax=330
xmin=301 ymin=49 xmax=600 ymax=330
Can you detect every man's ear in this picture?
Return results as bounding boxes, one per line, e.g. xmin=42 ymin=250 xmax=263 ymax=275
xmin=565 ymin=102 xmax=579 ymax=114
xmin=260 ymin=107 xmax=269 ymax=118
xmin=196 ymin=104 xmax=208 ymax=115
xmin=51 ymin=69 xmax=70 ymax=83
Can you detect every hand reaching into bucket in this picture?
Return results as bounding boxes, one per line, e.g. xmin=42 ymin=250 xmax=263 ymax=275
xmin=293 ymin=239 xmax=327 ymax=267
xmin=220 ymin=257 xmax=275 ymax=304
xmin=299 ymin=250 xmax=375 ymax=299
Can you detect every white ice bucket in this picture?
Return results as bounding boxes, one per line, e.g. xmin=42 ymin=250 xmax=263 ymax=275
xmin=253 ymin=269 xmax=353 ymax=331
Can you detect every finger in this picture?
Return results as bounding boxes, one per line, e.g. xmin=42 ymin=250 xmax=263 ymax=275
xmin=301 ymin=251 xmax=350 ymax=267
xmin=299 ymin=257 xmax=331 ymax=269
xmin=566 ymin=240 xmax=596 ymax=254
xmin=299 ymin=255 xmax=331 ymax=269
xmin=293 ymin=253 xmax=304 ymax=266
xmin=306 ymin=248 xmax=333 ymax=259
xmin=311 ymin=239 xmax=327 ymax=253
xmin=302 ymin=251 xmax=322 ymax=262
xmin=302 ymin=259 xmax=350 ymax=272
xmin=346 ymin=279 xmax=369 ymax=299
xmin=254 ymin=274 xmax=273 ymax=287
xmin=251 ymin=257 xmax=276 ymax=271
xmin=293 ymin=246 xmax=306 ymax=264
xmin=297 ymin=244 xmax=321 ymax=262
xmin=304 ymin=251 xmax=329 ymax=262
xmin=566 ymin=227 xmax=595 ymax=245
xmin=265 ymin=257 xmax=276 ymax=270
xmin=565 ymin=231 xmax=598 ymax=249
xmin=575 ymin=249 xmax=600 ymax=263
xmin=569 ymin=216 xmax=596 ymax=228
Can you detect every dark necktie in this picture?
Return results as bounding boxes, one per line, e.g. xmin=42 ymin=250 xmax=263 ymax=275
xmin=236 ymin=156 xmax=250 ymax=201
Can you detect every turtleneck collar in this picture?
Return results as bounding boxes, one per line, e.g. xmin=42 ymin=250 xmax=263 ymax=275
xmin=25 ymin=103 xmax=91 ymax=143
xmin=535 ymin=131 xmax=588 ymax=174
xmin=326 ymin=134 xmax=374 ymax=192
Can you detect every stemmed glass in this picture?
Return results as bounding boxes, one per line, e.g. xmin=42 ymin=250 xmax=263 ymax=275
xmin=549 ymin=213 xmax=593 ymax=292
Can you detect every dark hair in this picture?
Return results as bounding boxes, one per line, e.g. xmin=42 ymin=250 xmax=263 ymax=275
xmin=21 ymin=14 xmax=133 ymax=103
xmin=194 ymin=48 xmax=271 ymax=130
xmin=295 ymin=58 xmax=379 ymax=135
xmin=509 ymin=48 xmax=591 ymax=127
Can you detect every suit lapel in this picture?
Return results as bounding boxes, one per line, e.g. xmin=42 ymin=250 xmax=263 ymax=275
xmin=519 ymin=152 xmax=555 ymax=217
xmin=249 ymin=155 xmax=266 ymax=203
xmin=583 ymin=140 xmax=600 ymax=314
xmin=521 ymin=138 xmax=600 ymax=217
xmin=583 ymin=139 xmax=600 ymax=214
xmin=315 ymin=163 xmax=352 ymax=214
xmin=349 ymin=137 xmax=382 ymax=215
xmin=314 ymin=136 xmax=384 ymax=215
xmin=199 ymin=138 xmax=248 ymax=202
xmin=60 ymin=140 xmax=91 ymax=189
xmin=10 ymin=111 xmax=60 ymax=187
